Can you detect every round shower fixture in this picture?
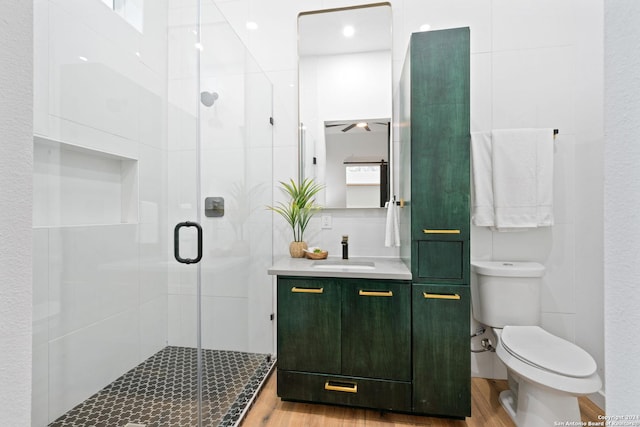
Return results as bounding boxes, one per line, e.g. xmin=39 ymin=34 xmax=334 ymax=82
xmin=200 ymin=91 xmax=219 ymax=107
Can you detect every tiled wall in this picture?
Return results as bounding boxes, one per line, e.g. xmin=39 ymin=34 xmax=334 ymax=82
xmin=210 ymin=0 xmax=605 ymax=402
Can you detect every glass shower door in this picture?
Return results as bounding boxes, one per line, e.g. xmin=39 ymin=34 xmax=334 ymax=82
xmin=196 ymin=1 xmax=274 ymax=355
xmin=169 ymin=1 xmax=274 ymax=425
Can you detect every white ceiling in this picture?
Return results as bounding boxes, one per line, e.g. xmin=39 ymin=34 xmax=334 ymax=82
xmin=324 ymin=119 xmax=390 ymax=135
xmin=298 ymin=4 xmax=392 ymax=57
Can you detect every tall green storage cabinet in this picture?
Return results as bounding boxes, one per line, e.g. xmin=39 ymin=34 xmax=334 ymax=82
xmin=399 ymin=28 xmax=471 ymax=418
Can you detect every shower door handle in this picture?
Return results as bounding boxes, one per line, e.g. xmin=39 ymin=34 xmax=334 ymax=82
xmin=174 ymin=221 xmax=203 ymax=264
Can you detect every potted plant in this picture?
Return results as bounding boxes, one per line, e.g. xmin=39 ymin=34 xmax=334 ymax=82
xmin=268 ymin=178 xmax=323 ymax=258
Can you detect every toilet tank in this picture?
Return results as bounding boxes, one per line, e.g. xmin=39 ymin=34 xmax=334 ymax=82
xmin=470 ymin=261 xmax=545 ymax=328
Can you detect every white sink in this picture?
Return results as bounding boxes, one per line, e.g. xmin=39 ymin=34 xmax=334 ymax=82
xmin=311 ymin=260 xmax=375 ymax=270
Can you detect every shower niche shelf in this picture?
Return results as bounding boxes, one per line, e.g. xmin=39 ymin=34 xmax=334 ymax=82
xmin=33 ymin=136 xmax=139 ymax=227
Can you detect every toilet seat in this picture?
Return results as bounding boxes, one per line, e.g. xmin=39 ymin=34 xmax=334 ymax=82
xmin=501 ymin=326 xmax=597 ymax=378
xmin=495 ymin=326 xmax=602 ymax=395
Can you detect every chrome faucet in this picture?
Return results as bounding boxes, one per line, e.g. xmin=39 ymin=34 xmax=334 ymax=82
xmin=341 ymin=235 xmax=349 ymax=259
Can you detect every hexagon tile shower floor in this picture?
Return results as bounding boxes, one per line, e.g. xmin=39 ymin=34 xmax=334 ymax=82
xmin=48 ymin=347 xmax=275 ymax=427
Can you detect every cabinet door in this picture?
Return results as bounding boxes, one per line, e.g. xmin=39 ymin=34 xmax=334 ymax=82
xmin=412 ymin=283 xmax=470 ymax=417
xmin=409 ymin=28 xmax=470 ymax=243
xmin=342 ymin=279 xmax=411 ymax=381
xmin=277 ymin=277 xmax=340 ymax=374
xmin=413 ymin=239 xmax=468 ymax=284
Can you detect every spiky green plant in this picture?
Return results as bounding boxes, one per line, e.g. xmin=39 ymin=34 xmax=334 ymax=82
xmin=267 ymin=178 xmax=323 ymax=242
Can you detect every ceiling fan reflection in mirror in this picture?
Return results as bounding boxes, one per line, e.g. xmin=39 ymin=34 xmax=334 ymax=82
xmin=325 ymin=119 xmax=389 ymax=133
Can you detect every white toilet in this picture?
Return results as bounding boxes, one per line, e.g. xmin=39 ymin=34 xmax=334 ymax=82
xmin=471 ymin=261 xmax=601 ymax=427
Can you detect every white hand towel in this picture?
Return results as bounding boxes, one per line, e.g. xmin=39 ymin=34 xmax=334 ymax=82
xmin=470 ymin=132 xmax=495 ymax=227
xmin=384 ymin=199 xmax=400 ymax=247
xmin=491 ymin=128 xmax=554 ymax=230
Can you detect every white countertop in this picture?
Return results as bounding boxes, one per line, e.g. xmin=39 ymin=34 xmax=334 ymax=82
xmin=268 ymin=256 xmax=412 ymax=280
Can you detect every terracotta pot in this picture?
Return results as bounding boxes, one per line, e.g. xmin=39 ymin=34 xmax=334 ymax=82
xmin=289 ymin=241 xmax=308 ymax=258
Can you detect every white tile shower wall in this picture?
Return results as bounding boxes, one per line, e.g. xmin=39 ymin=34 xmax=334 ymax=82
xmin=46 ymin=226 xmax=139 ymax=340
xmin=32 ymin=0 xmax=170 ymax=424
xmin=210 ymin=0 xmax=604 ymax=397
xmin=48 ymin=308 xmax=140 ymax=420
xmin=48 ymin=9 xmax=139 ymax=142
xmin=34 ymin=224 xmax=169 ymax=423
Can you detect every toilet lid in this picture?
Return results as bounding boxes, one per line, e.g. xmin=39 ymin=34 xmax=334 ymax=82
xmin=501 ymin=326 xmax=597 ymax=378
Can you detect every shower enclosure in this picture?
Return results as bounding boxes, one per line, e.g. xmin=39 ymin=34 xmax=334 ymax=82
xmin=32 ymin=1 xmax=274 ymax=425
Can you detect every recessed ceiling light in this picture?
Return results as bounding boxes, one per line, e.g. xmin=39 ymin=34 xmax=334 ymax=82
xmin=78 ymin=56 xmax=88 ymax=62
xmin=343 ymin=25 xmax=355 ymax=37
xmin=419 ymin=24 xmax=431 ymax=32
xmin=246 ymin=21 xmax=258 ymax=30
xmin=356 ymin=122 xmax=368 ymax=128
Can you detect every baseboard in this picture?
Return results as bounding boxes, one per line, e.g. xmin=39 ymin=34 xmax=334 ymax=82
xmin=588 ymin=389 xmax=606 ymax=412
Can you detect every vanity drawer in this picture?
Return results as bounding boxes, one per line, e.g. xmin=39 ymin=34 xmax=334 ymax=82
xmin=415 ymin=240 xmax=466 ymax=282
xmin=278 ymin=370 xmax=412 ymax=412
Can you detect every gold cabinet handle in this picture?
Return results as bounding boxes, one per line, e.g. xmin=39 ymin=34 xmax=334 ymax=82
xmin=423 ymin=292 xmax=461 ymax=300
xmin=324 ymin=381 xmax=358 ymax=393
xmin=291 ymin=287 xmax=324 ymax=294
xmin=423 ymin=229 xmax=461 ymax=234
xmin=359 ymin=290 xmax=393 ymax=297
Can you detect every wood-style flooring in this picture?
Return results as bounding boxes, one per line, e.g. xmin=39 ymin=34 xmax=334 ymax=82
xmin=241 ymin=369 xmax=603 ymax=426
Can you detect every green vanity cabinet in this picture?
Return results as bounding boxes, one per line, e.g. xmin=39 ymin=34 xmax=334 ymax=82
xmin=277 ymin=276 xmax=412 ymax=412
xmin=412 ymin=283 xmax=470 ymax=418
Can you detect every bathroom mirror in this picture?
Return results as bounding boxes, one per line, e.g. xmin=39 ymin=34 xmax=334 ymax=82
xmin=298 ymin=3 xmax=392 ymax=208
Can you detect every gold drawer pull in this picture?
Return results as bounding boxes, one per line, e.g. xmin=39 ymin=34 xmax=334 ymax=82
xmin=359 ymin=290 xmax=393 ymax=297
xmin=291 ymin=287 xmax=324 ymax=294
xmin=324 ymin=381 xmax=358 ymax=394
xmin=423 ymin=229 xmax=461 ymax=234
xmin=423 ymin=292 xmax=461 ymax=300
